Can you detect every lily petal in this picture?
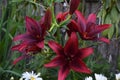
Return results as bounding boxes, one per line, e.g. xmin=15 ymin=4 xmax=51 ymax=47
xmin=75 ymin=10 xmax=86 ymax=32
xmin=78 ymin=47 xmax=93 ymax=59
xmin=87 ymin=13 xmax=96 ymax=24
xmin=58 ymin=65 xmax=70 ymax=80
xmin=13 ymin=56 xmax=25 ymax=65
xmin=25 ymin=16 xmax=40 ymax=35
xmin=88 ymin=24 xmax=111 ymax=37
xmin=11 ymin=43 xmax=27 ymax=52
xmin=44 ymin=56 xmax=65 ymax=68
xmin=37 ymin=40 xmax=44 ymax=49
xmin=48 ymin=41 xmax=64 ymax=55
xmin=56 ymin=11 xmax=69 ymax=23
xmin=13 ymin=34 xmax=33 ymax=41
xmin=67 ymin=20 xmax=79 ymax=36
xmin=98 ymin=37 xmax=110 ymax=44
xmin=64 ymin=32 xmax=78 ymax=55
xmin=70 ymin=59 xmax=91 ymax=74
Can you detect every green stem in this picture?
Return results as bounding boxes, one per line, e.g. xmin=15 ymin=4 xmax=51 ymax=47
xmin=72 ymin=71 xmax=77 ymax=80
xmin=59 ymin=14 xmax=71 ymax=27
xmin=49 ymin=3 xmax=59 ymax=31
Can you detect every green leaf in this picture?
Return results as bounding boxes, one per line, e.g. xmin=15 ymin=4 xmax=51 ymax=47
xmin=110 ymin=6 xmax=119 ymax=23
xmin=102 ymin=14 xmax=111 ymax=36
xmin=4 ymin=70 xmax=21 ymax=77
xmin=116 ymin=0 xmax=120 ymax=12
xmin=108 ymin=24 xmax=114 ymax=39
xmin=103 ymin=0 xmax=111 ymax=9
xmin=54 ymin=0 xmax=64 ymax=3
xmin=115 ymin=23 xmax=119 ymax=38
xmin=101 ymin=9 xmax=107 ymax=24
xmin=11 ymin=0 xmax=23 ymax=3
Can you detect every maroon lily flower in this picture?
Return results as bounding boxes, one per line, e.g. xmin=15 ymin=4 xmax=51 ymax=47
xmin=56 ymin=12 xmax=79 ymax=36
xmin=69 ymin=0 xmax=80 ymax=14
xmin=75 ymin=10 xmax=111 ymax=43
xmin=67 ymin=20 xmax=79 ymax=36
xmin=56 ymin=11 xmax=69 ymax=23
xmin=12 ymin=9 xmax=52 ymax=64
xmin=45 ymin=32 xmax=93 ymax=80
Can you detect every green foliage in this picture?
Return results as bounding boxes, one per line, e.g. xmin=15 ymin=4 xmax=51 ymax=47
xmin=98 ymin=0 xmax=120 ymax=39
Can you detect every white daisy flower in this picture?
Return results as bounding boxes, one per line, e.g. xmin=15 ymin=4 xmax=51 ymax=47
xmin=10 ymin=77 xmax=14 ymax=80
xmin=21 ymin=71 xmax=42 ymax=80
xmin=116 ymin=73 xmax=120 ymax=80
xmin=95 ymin=73 xmax=107 ymax=80
xmin=85 ymin=76 xmax=93 ymax=80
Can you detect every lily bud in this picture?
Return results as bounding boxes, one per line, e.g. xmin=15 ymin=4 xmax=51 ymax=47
xmin=69 ymin=0 xmax=80 ymax=15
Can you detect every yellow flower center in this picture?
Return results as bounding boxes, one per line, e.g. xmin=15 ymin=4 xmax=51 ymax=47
xmin=31 ymin=76 xmax=35 ymax=80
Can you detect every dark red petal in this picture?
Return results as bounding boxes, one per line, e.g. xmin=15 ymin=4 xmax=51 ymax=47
xmin=69 ymin=0 xmax=80 ymax=14
xmin=43 ymin=8 xmax=52 ymax=29
xmin=25 ymin=16 xmax=40 ymax=34
xmin=88 ymin=24 xmax=111 ymax=36
xmin=13 ymin=56 xmax=25 ymax=65
xmin=64 ymin=32 xmax=78 ymax=56
xmin=56 ymin=11 xmax=69 ymax=23
xmin=98 ymin=37 xmax=110 ymax=44
xmin=56 ymin=12 xmax=63 ymax=23
xmin=44 ymin=56 xmax=65 ymax=68
xmin=37 ymin=40 xmax=44 ymax=49
xmin=48 ymin=41 xmax=64 ymax=55
xmin=75 ymin=10 xmax=86 ymax=32
xmin=70 ymin=59 xmax=91 ymax=74
xmin=67 ymin=20 xmax=79 ymax=36
xmin=86 ymin=23 xmax=96 ymax=33
xmin=11 ymin=43 xmax=27 ymax=52
xmin=58 ymin=65 xmax=70 ymax=80
xmin=87 ymin=13 xmax=96 ymax=24
xmin=26 ymin=45 xmax=41 ymax=52
xmin=13 ymin=34 xmax=32 ymax=41
xmin=78 ymin=47 xmax=93 ymax=59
